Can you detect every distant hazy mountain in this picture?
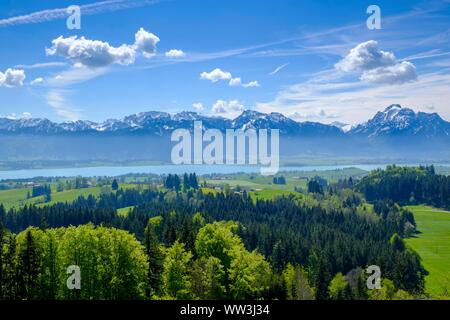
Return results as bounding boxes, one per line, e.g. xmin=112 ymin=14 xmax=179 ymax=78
xmin=0 ymin=105 xmax=449 ymax=166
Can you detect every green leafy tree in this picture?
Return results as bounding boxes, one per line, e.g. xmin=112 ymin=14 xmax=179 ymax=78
xmin=228 ymin=248 xmax=271 ymax=299
xmin=282 ymin=264 xmax=315 ymax=300
xmin=189 ymin=256 xmax=225 ymax=299
xmin=328 ymin=273 xmax=351 ymax=300
xmin=162 ymin=240 xmax=192 ymax=299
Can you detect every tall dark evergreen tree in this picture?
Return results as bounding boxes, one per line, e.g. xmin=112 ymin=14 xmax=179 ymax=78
xmin=17 ymin=230 xmax=41 ymax=299
xmin=144 ymin=221 xmax=164 ymax=297
xmin=111 ymin=179 xmax=119 ymax=191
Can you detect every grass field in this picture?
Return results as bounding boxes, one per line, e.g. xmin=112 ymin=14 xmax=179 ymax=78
xmin=0 ymin=188 xmax=33 ymax=209
xmin=117 ymin=206 xmax=136 ymax=217
xmin=249 ymin=189 xmax=298 ymax=201
xmin=0 ymin=183 xmax=141 ymax=209
xmin=405 ymin=205 xmax=450 ymax=298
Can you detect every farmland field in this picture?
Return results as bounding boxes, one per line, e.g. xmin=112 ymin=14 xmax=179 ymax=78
xmin=405 ymin=205 xmax=450 ymax=298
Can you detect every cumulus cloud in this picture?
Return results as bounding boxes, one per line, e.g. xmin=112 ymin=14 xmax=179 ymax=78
xmin=200 ymin=68 xmax=232 ymax=82
xmin=228 ymin=77 xmax=242 ymax=86
xmin=46 ymin=35 xmax=136 ymax=68
xmin=46 ymin=28 xmax=160 ymax=68
xmin=0 ymin=68 xmax=26 ymax=87
xmin=335 ymin=40 xmax=417 ymax=85
xmin=192 ymin=102 xmax=204 ymax=111
xmin=360 ymin=61 xmax=417 ymax=84
xmin=212 ymin=99 xmax=244 ymax=118
xmin=242 ymin=80 xmax=260 ymax=88
xmin=335 ymin=40 xmax=395 ymax=72
xmin=229 ymin=77 xmax=260 ymax=87
xmin=30 ymin=77 xmax=44 ymax=85
xmin=201 ymin=68 xmax=259 ymax=88
xmin=165 ymin=49 xmax=186 ymax=58
xmin=134 ymin=27 xmax=160 ymax=58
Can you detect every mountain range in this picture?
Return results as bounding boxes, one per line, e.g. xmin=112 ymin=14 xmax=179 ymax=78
xmin=2 ymin=104 xmax=449 ymax=139
xmin=1 ymin=105 xmax=449 ymax=166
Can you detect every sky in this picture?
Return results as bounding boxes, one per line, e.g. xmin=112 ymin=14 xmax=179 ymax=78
xmin=0 ymin=0 xmax=449 ymax=125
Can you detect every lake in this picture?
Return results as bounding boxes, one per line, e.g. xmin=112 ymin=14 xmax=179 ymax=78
xmin=0 ymin=164 xmax=390 ymax=180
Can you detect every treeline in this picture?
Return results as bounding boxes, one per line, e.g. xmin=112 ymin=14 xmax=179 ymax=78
xmin=0 ymin=224 xmax=147 ymax=300
xmin=0 ymin=186 xmax=427 ymax=298
xmin=30 ymin=184 xmax=51 ymax=200
xmin=0 ymin=220 xmax=417 ymax=300
xmin=357 ymin=165 xmax=450 ymax=209
xmin=164 ymin=173 xmax=199 ymax=191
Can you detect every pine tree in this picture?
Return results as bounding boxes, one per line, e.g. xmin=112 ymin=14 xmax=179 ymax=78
xmin=144 ymin=222 xmax=164 ymax=297
xmin=111 ymin=179 xmax=119 ymax=191
xmin=3 ymin=234 xmax=18 ymax=299
xmin=0 ymin=222 xmax=4 ymax=298
xmin=18 ymin=230 xmax=41 ymax=299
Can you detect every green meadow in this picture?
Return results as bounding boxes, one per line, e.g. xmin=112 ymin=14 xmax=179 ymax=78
xmin=0 ymin=183 xmax=140 ymax=210
xmin=406 ymin=205 xmax=450 ymax=298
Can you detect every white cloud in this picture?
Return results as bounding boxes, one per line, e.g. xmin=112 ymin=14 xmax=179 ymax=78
xmin=200 ymin=68 xmax=232 ymax=82
xmin=30 ymin=77 xmax=44 ymax=85
xmin=228 ymin=77 xmax=242 ymax=86
xmin=0 ymin=68 xmax=26 ymax=88
xmin=46 ymin=28 xmax=159 ymax=68
xmin=134 ymin=28 xmax=160 ymax=58
xmin=165 ymin=49 xmax=186 ymax=58
xmin=46 ymin=90 xmax=80 ymax=121
xmin=335 ymin=40 xmax=395 ymax=72
xmin=360 ymin=61 xmax=417 ymax=84
xmin=46 ymin=35 xmax=136 ymax=68
xmin=229 ymin=77 xmax=260 ymax=88
xmin=212 ymin=100 xmax=244 ymax=118
xmin=242 ymin=80 xmax=260 ymax=88
xmin=192 ymin=102 xmax=204 ymax=111
xmin=201 ymin=69 xmax=259 ymax=88
xmin=335 ymin=40 xmax=417 ymax=85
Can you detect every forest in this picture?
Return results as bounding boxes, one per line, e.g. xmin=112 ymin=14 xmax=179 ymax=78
xmin=0 ymin=166 xmax=438 ymax=300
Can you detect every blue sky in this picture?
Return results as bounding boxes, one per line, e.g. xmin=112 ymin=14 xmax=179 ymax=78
xmin=0 ymin=0 xmax=449 ymax=124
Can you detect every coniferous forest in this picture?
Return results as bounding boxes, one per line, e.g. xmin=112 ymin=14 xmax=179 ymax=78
xmin=0 ymin=166 xmax=443 ymax=300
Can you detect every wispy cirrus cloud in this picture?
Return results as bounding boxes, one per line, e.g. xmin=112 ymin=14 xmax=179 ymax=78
xmin=45 ymin=90 xmax=80 ymax=121
xmin=269 ymin=63 xmax=289 ymax=76
xmin=14 ymin=62 xmax=68 ymax=70
xmin=0 ymin=0 xmax=163 ymax=28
